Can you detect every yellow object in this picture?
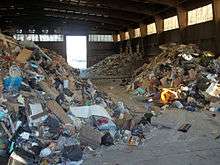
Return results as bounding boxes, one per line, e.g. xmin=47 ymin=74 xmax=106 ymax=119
xmin=40 ymin=159 xmax=49 ymax=165
xmin=160 ymin=88 xmax=178 ymax=104
xmin=203 ymin=51 xmax=215 ymax=57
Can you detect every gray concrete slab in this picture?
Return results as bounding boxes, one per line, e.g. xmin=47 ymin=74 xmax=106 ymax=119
xmin=84 ymin=80 xmax=220 ymax=165
xmin=83 ymin=111 xmax=220 ymax=165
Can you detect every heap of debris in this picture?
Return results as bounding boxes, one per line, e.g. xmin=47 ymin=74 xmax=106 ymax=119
xmin=128 ymin=43 xmax=220 ymax=112
xmin=85 ymin=51 xmax=144 ymax=78
xmin=0 ymin=34 xmax=149 ymax=164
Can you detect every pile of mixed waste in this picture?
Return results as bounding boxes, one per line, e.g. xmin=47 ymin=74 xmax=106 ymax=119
xmin=0 ymin=34 xmax=150 ymax=164
xmin=85 ymin=51 xmax=144 ymax=78
xmin=128 ymin=43 xmax=220 ymax=113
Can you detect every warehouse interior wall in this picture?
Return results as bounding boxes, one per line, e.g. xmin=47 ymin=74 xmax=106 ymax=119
xmin=34 ymin=19 xmax=216 ymax=68
xmin=117 ymin=21 xmax=216 ymax=58
xmin=36 ymin=42 xmax=66 ymax=59
xmin=87 ymin=42 xmax=119 ymax=67
xmin=35 ymin=36 xmax=119 ymax=68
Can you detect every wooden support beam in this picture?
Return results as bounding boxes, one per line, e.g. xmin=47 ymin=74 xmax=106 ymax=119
xmin=146 ymin=0 xmax=177 ymax=7
xmin=155 ymin=16 xmax=164 ymax=34
xmin=77 ymin=0 xmax=155 ymax=15
xmin=213 ymin=0 xmax=220 ymax=55
xmin=43 ymin=11 xmax=131 ymax=27
xmin=140 ymin=23 xmax=147 ymax=37
xmin=177 ymin=6 xmax=187 ymax=43
xmin=177 ymin=6 xmax=187 ymax=29
xmin=128 ymin=29 xmax=135 ymax=39
xmin=3 ymin=16 xmax=121 ymax=32
xmin=1 ymin=0 xmax=145 ymax=22
xmin=0 ymin=9 xmax=131 ymax=27
xmin=120 ymin=32 xmax=126 ymax=41
xmin=113 ymin=34 xmax=118 ymax=42
xmin=155 ymin=15 xmax=164 ymax=45
xmin=41 ymin=1 xmax=145 ymax=22
xmin=131 ymin=0 xmax=177 ymax=7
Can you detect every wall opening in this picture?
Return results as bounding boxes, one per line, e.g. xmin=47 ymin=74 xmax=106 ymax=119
xmin=66 ymin=36 xmax=87 ymax=69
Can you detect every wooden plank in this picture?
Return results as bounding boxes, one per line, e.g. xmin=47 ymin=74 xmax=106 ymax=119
xmin=46 ymin=100 xmax=72 ymax=124
xmin=177 ymin=7 xmax=187 ymax=30
xmin=113 ymin=34 xmax=118 ymax=42
xmin=213 ymin=0 xmax=220 ymax=54
xmin=120 ymin=32 xmax=126 ymax=41
xmin=15 ymin=48 xmax=32 ymax=64
xmin=129 ymin=29 xmax=135 ymax=39
xmin=39 ymin=81 xmax=59 ymax=100
xmin=140 ymin=23 xmax=147 ymax=37
xmin=155 ymin=16 xmax=164 ymax=34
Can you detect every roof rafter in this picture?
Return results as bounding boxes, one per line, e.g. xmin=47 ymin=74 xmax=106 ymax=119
xmin=130 ymin=0 xmax=177 ymax=7
xmin=1 ymin=13 xmax=122 ymax=31
xmin=60 ymin=0 xmax=155 ymax=15
xmin=0 ymin=9 xmax=132 ymax=27
xmin=1 ymin=0 xmax=146 ymax=22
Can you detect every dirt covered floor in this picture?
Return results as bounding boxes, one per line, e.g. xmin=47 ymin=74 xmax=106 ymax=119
xmin=83 ymin=79 xmax=220 ymax=165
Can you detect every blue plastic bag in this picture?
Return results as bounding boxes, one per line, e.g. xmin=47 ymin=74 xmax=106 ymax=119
xmin=3 ymin=76 xmax=23 ymax=92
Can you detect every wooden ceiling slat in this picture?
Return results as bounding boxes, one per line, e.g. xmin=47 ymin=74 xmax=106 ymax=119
xmin=0 ymin=0 xmax=212 ymax=33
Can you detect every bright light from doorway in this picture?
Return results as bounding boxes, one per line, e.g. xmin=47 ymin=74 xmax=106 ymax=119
xmin=66 ymin=36 xmax=87 ymax=69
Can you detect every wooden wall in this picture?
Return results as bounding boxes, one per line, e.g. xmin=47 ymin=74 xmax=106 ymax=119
xmin=34 ymin=20 xmax=216 ymax=68
xmin=35 ymin=41 xmax=66 ymax=59
xmin=87 ymin=42 xmax=119 ymax=67
xmin=117 ymin=21 xmax=216 ymax=58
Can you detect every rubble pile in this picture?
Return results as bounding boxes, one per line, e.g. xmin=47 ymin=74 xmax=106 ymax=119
xmin=85 ymin=51 xmax=144 ymax=78
xmin=0 ymin=34 xmax=146 ymax=164
xmin=129 ymin=43 xmax=220 ymax=112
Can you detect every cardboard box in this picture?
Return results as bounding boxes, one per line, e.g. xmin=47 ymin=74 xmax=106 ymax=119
xmin=79 ymin=124 xmax=103 ymax=149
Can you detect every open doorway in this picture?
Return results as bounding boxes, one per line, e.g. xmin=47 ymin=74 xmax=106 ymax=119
xmin=66 ymin=36 xmax=87 ymax=69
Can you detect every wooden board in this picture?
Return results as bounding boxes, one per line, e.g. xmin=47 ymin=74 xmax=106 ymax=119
xmin=46 ymin=100 xmax=72 ymax=124
xmin=15 ymin=48 xmax=32 ymax=64
xmin=39 ymin=81 xmax=59 ymax=99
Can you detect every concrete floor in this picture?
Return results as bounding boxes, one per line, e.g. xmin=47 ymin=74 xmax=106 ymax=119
xmin=83 ymin=80 xmax=220 ymax=165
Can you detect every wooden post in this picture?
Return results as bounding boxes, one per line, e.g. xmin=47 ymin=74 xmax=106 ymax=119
xmin=155 ymin=16 xmax=164 ymax=45
xmin=140 ymin=23 xmax=147 ymax=37
xmin=120 ymin=32 xmax=126 ymax=41
xmin=213 ymin=0 xmax=220 ymax=55
xmin=112 ymin=34 xmax=118 ymax=42
xmin=177 ymin=6 xmax=188 ymax=43
xmin=155 ymin=16 xmax=164 ymax=34
xmin=128 ymin=29 xmax=135 ymax=39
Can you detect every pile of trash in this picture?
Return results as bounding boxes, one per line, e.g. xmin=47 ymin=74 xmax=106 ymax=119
xmin=0 ymin=34 xmax=149 ymax=164
xmin=128 ymin=43 xmax=220 ymax=113
xmin=85 ymin=51 xmax=144 ymax=78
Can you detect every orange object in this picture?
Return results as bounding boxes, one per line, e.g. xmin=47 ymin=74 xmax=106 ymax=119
xmin=160 ymin=88 xmax=178 ymax=104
